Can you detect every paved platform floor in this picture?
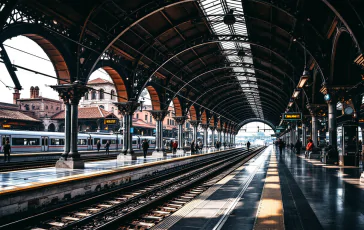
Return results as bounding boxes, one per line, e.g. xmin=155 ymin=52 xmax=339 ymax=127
xmin=157 ymin=146 xmax=364 ymax=230
xmin=0 ymin=147 xmax=230 ymax=193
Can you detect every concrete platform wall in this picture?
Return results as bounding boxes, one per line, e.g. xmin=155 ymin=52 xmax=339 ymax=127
xmin=0 ymin=151 xmax=228 ymax=217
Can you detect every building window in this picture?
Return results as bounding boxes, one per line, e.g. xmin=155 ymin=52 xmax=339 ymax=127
xmin=56 ymin=107 xmax=59 ymax=110
xmin=99 ymin=105 xmax=104 ymax=109
xmin=51 ymin=105 xmax=53 ymax=109
xmin=111 ymin=107 xmax=114 ymax=112
xmin=45 ymin=106 xmax=48 ymax=110
xmin=91 ymin=90 xmax=96 ymax=100
xmin=110 ymin=90 xmax=115 ymax=100
xmin=99 ymin=89 xmax=104 ymax=100
xmin=150 ymin=116 xmax=152 ymax=123
xmin=145 ymin=114 xmax=148 ymax=121
xmin=84 ymin=92 xmax=89 ymax=100
xmin=136 ymin=114 xmax=139 ymax=119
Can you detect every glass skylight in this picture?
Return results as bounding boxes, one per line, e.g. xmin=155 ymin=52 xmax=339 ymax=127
xmin=199 ymin=0 xmax=264 ymax=118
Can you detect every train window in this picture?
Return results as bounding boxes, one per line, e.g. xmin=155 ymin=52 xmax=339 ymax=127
xmin=151 ymin=140 xmax=156 ymax=144
xmin=78 ymin=139 xmax=87 ymax=145
xmin=102 ymin=139 xmax=108 ymax=144
xmin=12 ymin=138 xmax=40 ymax=146
xmin=120 ymin=139 xmax=123 ymax=145
xmin=132 ymin=140 xmax=137 ymax=144
xmin=111 ymin=139 xmax=116 ymax=144
xmin=94 ymin=138 xmax=100 ymax=145
xmin=50 ymin=138 xmax=64 ymax=145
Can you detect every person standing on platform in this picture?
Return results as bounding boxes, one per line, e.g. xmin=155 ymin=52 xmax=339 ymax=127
xmin=191 ymin=140 xmax=196 ymax=154
xmin=96 ymin=140 xmax=101 ymax=152
xmin=142 ymin=139 xmax=149 ymax=158
xmin=170 ymin=140 xmax=174 ymax=151
xmin=246 ymin=141 xmax=251 ymax=151
xmin=278 ymin=139 xmax=284 ymax=155
xmin=295 ymin=139 xmax=302 ymax=155
xmin=3 ymin=140 xmax=11 ymax=162
xmin=172 ymin=140 xmax=178 ymax=154
xmin=305 ymin=139 xmax=314 ymax=158
xmin=105 ymin=140 xmax=110 ymax=155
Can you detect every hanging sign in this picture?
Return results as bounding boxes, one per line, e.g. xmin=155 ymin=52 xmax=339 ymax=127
xmin=104 ymin=119 xmax=118 ymax=125
xmin=276 ymin=126 xmax=285 ymax=130
xmin=130 ymin=127 xmax=134 ymax=134
xmin=283 ymin=113 xmax=302 ymax=121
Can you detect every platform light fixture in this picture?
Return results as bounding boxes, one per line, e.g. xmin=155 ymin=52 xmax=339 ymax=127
xmin=297 ymin=69 xmax=309 ymax=88
xmin=288 ymin=99 xmax=294 ymax=107
xmin=223 ymin=9 xmax=236 ymax=25
xmin=292 ymin=89 xmax=301 ymax=98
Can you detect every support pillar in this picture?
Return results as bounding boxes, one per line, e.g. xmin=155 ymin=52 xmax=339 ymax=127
xmin=51 ymin=81 xmax=88 ymax=169
xmin=150 ymin=110 xmax=168 ymax=158
xmin=328 ymin=100 xmax=337 ymax=148
xmin=201 ymin=124 xmax=209 ymax=150
xmin=114 ymin=101 xmax=140 ymax=161
xmin=312 ymin=115 xmax=318 ymax=147
xmin=210 ymin=126 xmax=216 ymax=149
xmin=302 ymin=123 xmax=307 ymax=148
xmin=190 ymin=120 xmax=200 ymax=144
xmin=173 ymin=116 xmax=187 ymax=154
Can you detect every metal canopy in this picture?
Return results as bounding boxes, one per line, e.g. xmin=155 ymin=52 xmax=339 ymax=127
xmin=5 ymin=0 xmax=363 ymax=127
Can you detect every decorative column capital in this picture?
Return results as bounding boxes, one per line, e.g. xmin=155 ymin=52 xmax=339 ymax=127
xmin=114 ymin=101 xmax=140 ymax=115
xmin=200 ymin=123 xmax=209 ymax=130
xmin=50 ymin=81 xmax=89 ymax=104
xmin=189 ymin=120 xmax=200 ymax=127
xmin=149 ymin=110 xmax=169 ymax=121
xmin=173 ymin=116 xmax=187 ymax=125
xmin=209 ymin=125 xmax=216 ymax=131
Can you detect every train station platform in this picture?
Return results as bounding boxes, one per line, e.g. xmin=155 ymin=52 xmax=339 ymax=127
xmin=0 ymin=147 xmax=235 ymax=217
xmin=155 ymin=146 xmax=364 ymax=230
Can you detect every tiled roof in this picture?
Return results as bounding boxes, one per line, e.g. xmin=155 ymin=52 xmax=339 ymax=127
xmin=0 ymin=109 xmax=41 ymax=122
xmin=133 ymin=118 xmax=155 ymax=129
xmin=52 ymin=107 xmax=115 ymax=119
xmin=87 ymin=77 xmax=112 ymax=85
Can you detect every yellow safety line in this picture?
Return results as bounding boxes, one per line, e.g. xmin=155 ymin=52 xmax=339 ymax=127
xmin=254 ymin=154 xmax=284 ymax=230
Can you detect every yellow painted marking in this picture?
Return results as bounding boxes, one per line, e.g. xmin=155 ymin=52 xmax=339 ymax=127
xmin=254 ymin=154 xmax=284 ymax=230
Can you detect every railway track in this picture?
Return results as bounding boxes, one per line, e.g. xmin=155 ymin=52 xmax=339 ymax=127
xmin=0 ymin=150 xmax=172 ymax=172
xmin=0 ymin=147 xmax=264 ymax=230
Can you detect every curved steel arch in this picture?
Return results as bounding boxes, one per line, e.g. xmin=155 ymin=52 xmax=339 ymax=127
xmin=191 ymin=78 xmax=287 ymax=108
xmin=144 ymin=35 xmax=324 ymax=90
xmin=219 ymin=101 xmax=282 ymax=117
xmin=207 ymin=86 xmax=287 ymax=110
xmin=87 ymin=0 xmax=194 ymax=76
xmin=220 ymin=103 xmax=282 ymax=118
xmin=169 ymin=64 xmax=291 ymax=102
xmin=238 ymin=118 xmax=276 ymax=131
xmin=0 ymin=23 xmax=76 ymax=84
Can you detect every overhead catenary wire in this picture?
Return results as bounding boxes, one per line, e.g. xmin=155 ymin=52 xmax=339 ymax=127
xmin=1 ymin=39 xmax=239 ymax=126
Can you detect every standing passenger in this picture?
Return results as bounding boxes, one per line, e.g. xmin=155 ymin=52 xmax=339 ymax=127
xmin=191 ymin=140 xmax=196 ymax=154
xmin=105 ymin=141 xmax=110 ymax=155
xmin=246 ymin=141 xmax=251 ymax=151
xmin=172 ymin=141 xmax=178 ymax=154
xmin=142 ymin=139 xmax=149 ymax=158
xmin=3 ymin=140 xmax=11 ymax=163
xmin=278 ymin=139 xmax=284 ymax=155
xmin=96 ymin=140 xmax=101 ymax=152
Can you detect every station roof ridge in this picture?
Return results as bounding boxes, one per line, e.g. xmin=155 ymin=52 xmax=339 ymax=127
xmin=0 ymin=109 xmax=41 ymax=122
xmin=87 ymin=78 xmax=113 ymax=85
xmin=52 ymin=107 xmax=116 ymax=120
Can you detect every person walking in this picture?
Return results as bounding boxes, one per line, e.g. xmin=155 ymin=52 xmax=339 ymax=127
xmin=96 ymin=140 xmax=101 ymax=152
xmin=105 ymin=140 xmax=110 ymax=155
xmin=278 ymin=139 xmax=284 ymax=155
xmin=142 ymin=139 xmax=149 ymax=158
xmin=294 ymin=139 xmax=302 ymax=155
xmin=246 ymin=141 xmax=251 ymax=151
xmin=3 ymin=140 xmax=11 ymax=163
xmin=172 ymin=140 xmax=178 ymax=154
xmin=191 ymin=140 xmax=196 ymax=154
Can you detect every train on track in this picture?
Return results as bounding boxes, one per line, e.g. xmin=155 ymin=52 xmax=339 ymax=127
xmin=0 ymin=130 xmax=175 ymax=153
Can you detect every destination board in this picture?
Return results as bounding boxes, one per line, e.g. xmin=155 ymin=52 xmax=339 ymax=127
xmin=283 ymin=113 xmax=302 ymax=120
xmin=104 ymin=119 xmax=118 ymax=125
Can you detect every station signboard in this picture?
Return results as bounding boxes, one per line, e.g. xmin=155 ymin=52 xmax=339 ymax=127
xmin=282 ymin=113 xmax=302 ymax=121
xmin=2 ymin=124 xmax=11 ymax=129
xmin=104 ymin=119 xmax=118 ymax=125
